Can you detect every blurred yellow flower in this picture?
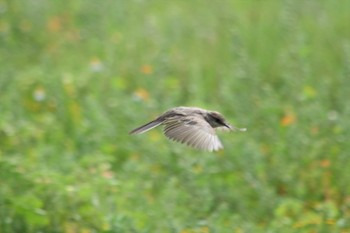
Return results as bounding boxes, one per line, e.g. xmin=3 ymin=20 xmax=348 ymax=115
xmin=140 ymin=64 xmax=153 ymax=74
xmin=47 ymin=16 xmax=62 ymax=32
xmin=192 ymin=164 xmax=203 ymax=174
xmin=102 ymin=170 xmax=114 ymax=179
xmin=69 ymin=101 xmax=81 ymax=124
xmin=149 ymin=130 xmax=161 ymax=142
xmin=320 ymin=159 xmax=331 ymax=168
xmin=64 ymin=222 xmax=91 ymax=233
xmin=326 ymin=219 xmax=336 ymax=225
xmin=303 ymin=85 xmax=317 ymax=99
xmin=133 ymin=88 xmax=149 ymax=101
xmin=280 ymin=113 xmax=296 ymax=127
xmin=180 ymin=226 xmax=209 ymax=233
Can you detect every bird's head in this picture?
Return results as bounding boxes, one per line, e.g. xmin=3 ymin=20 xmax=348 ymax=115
xmin=206 ymin=111 xmax=232 ymax=129
xmin=206 ymin=111 xmax=247 ymax=132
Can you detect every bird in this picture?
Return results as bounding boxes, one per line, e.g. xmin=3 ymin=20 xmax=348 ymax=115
xmin=129 ymin=106 xmax=246 ymax=151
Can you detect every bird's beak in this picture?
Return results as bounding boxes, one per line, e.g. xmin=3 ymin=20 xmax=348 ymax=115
xmin=224 ymin=123 xmax=232 ymax=130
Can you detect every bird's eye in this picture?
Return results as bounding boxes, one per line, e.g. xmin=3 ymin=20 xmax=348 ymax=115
xmin=215 ymin=118 xmax=222 ymax=123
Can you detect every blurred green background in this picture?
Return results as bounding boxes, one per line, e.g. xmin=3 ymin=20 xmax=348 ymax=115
xmin=1 ymin=0 xmax=350 ymax=232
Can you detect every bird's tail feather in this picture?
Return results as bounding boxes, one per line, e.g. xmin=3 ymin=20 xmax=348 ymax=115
xmin=129 ymin=120 xmax=162 ymax=135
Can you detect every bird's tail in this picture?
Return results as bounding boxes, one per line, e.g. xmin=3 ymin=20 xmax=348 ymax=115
xmin=129 ymin=120 xmax=163 ymax=135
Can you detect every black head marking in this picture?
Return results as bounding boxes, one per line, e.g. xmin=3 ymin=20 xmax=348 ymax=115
xmin=205 ymin=111 xmax=230 ymax=129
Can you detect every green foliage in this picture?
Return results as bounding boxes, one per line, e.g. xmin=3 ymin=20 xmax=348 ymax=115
xmin=1 ymin=0 xmax=350 ymax=232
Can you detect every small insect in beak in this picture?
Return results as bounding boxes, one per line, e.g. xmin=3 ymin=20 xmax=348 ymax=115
xmin=229 ymin=124 xmax=247 ymax=132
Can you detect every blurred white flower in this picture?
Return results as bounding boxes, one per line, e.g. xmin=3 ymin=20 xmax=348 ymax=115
xmin=90 ymin=58 xmax=104 ymax=72
xmin=328 ymin=110 xmax=338 ymax=121
xmin=33 ymin=88 xmax=46 ymax=102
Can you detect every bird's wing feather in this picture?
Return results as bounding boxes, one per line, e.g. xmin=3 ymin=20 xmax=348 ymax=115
xmin=129 ymin=120 xmax=162 ymax=134
xmin=163 ymin=116 xmax=223 ymax=151
xmin=129 ymin=111 xmax=187 ymax=135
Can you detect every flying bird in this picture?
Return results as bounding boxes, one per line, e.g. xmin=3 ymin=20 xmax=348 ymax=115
xmin=129 ymin=106 xmax=246 ymax=151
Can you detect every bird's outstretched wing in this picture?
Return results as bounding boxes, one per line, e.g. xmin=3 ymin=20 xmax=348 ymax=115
xmin=163 ymin=116 xmax=223 ymax=151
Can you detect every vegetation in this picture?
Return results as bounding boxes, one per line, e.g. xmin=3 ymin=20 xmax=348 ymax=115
xmin=1 ymin=0 xmax=350 ymax=232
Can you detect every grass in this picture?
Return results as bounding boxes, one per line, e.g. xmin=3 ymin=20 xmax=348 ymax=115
xmin=1 ymin=0 xmax=350 ymax=232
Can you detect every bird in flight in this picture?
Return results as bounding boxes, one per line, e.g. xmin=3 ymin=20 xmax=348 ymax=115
xmin=129 ymin=106 xmax=246 ymax=151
